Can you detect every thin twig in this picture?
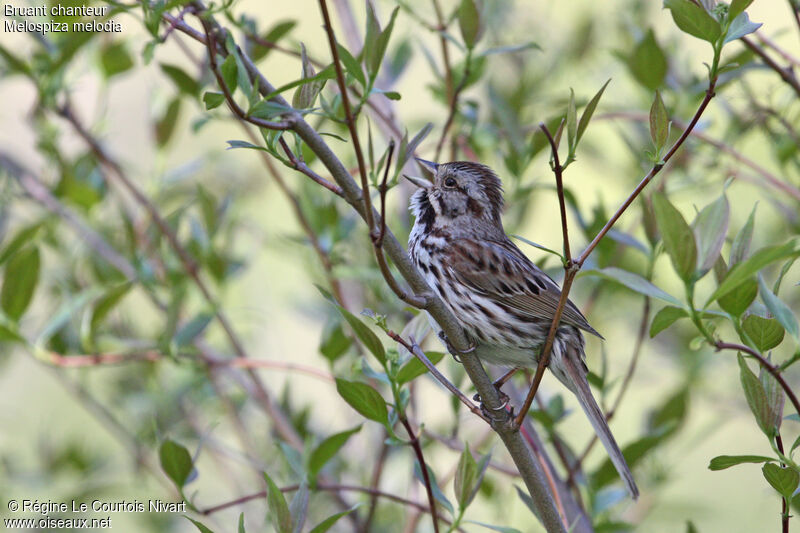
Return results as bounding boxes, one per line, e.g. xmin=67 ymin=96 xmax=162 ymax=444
xmin=400 ymin=417 xmax=440 ymax=533
xmin=278 ymin=136 xmax=344 ymax=196
xmin=362 ymin=439 xmax=390 ymax=533
xmin=318 ymin=0 xmax=374 ymax=233
xmin=776 ymin=433 xmax=790 ymax=533
xmin=435 ymin=51 xmax=471 ymax=162
xmin=741 ymin=36 xmax=800 ymax=98
xmin=715 ymin=341 xmax=800 ymax=417
xmin=541 ymin=124 xmax=571 ymax=261
xmin=755 ymin=31 xmax=800 ymax=67
xmin=596 ymin=111 xmax=800 ymax=202
xmin=386 ymin=329 xmax=490 ymax=423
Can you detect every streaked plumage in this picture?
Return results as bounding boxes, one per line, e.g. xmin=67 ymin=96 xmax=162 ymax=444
xmin=407 ymin=160 xmax=639 ymax=499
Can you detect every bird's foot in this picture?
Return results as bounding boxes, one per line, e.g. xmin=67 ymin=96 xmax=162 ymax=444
xmin=473 ymin=389 xmax=513 ymax=421
xmin=438 ymin=331 xmax=475 ymax=362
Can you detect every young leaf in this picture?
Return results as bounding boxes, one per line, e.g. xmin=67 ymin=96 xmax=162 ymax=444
xmin=663 ymin=0 xmax=722 ymax=44
xmin=396 ymin=351 xmax=445 ymax=384
xmin=1 ymin=245 xmax=40 ymax=321
xmin=264 ymin=471 xmax=293 ymax=533
xmin=203 ymin=92 xmax=225 ymax=110
xmin=729 ymin=0 xmax=754 ymax=20
xmin=759 ymin=364 xmax=785 ymax=433
xmin=90 ymin=282 xmax=132 ymax=332
xmin=737 ymin=353 xmax=776 ymax=436
xmin=730 ymin=204 xmax=756 ymax=265
xmin=742 ymin=315 xmax=785 ymax=352
xmin=693 ymin=194 xmax=729 ymax=276
xmin=707 ymin=238 xmax=800 ymax=305
xmin=289 ymin=482 xmax=309 ymax=533
xmin=334 ymin=306 xmax=386 ymax=366
xmin=718 ymin=277 xmax=757 ymax=316
xmin=650 ymin=306 xmax=688 ymax=337
xmin=174 ymin=312 xmax=214 ymax=348
xmin=293 ymin=44 xmax=324 ymax=110
xmin=629 ymin=29 xmax=667 ymax=90
xmin=155 ymin=97 xmax=181 ymax=147
xmin=581 ymin=267 xmax=684 ymax=307
xmin=458 ymin=0 xmax=484 ymax=49
xmin=308 ymin=506 xmax=359 ymax=533
xmin=758 ymin=274 xmax=799 ymax=342
xmin=238 ymin=513 xmax=246 ymax=533
xmin=567 ymin=88 xmax=577 ymax=154
xmin=708 ymin=455 xmax=775 ymax=471
xmin=454 ymin=444 xmax=479 ymax=509
xmin=762 ymin=463 xmax=800 ymax=500
xmin=652 ymin=192 xmax=697 ymax=283
xmin=576 ymin=79 xmax=611 ymax=145
xmin=220 ymin=54 xmax=238 ymax=94
xmin=308 ymin=426 xmax=362 ymax=477
xmin=724 ymin=11 xmax=762 ymax=45
xmin=160 ymin=63 xmax=200 ymax=96
xmin=186 ymin=517 xmax=216 ymax=533
xmin=159 ymin=439 xmax=194 ymax=488
xmin=336 ymin=43 xmax=366 ymax=88
xmin=0 ymin=222 xmax=43 ymax=265
xmin=366 ymin=6 xmax=399 ymax=79
xmin=335 ymin=379 xmax=388 ymax=424
xmin=649 ymin=90 xmax=669 ymax=151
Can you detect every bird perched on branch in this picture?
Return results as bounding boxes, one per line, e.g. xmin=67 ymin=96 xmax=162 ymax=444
xmin=406 ymin=158 xmax=638 ymax=499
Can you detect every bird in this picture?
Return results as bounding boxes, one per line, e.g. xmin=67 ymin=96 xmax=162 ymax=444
xmin=406 ymin=158 xmax=639 ymax=499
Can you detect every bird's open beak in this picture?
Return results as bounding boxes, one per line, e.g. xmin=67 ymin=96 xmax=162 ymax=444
xmin=415 ymin=158 xmax=439 ymax=174
xmin=403 ymin=174 xmax=433 ymax=189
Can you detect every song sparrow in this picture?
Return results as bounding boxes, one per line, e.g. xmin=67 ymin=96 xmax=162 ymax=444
xmin=406 ymin=159 xmax=638 ymax=499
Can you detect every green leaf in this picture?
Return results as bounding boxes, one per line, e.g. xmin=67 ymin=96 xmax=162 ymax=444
xmin=396 ymin=351 xmax=445 ymax=384
xmin=650 ymin=306 xmax=688 ymax=337
xmin=458 ymin=0 xmax=484 ymax=49
xmin=652 ymin=192 xmax=697 ymax=283
xmin=581 ymin=267 xmax=684 ymax=307
xmin=99 ymin=41 xmax=134 ymax=78
xmin=185 ymin=517 xmax=216 ymax=533
xmin=155 ymin=97 xmax=181 ymax=147
xmin=159 ymin=439 xmax=194 ymax=488
xmin=220 ymin=54 xmax=238 ymax=94
xmin=758 ymin=275 xmax=799 ymax=342
xmin=289 ymin=483 xmax=308 ymax=533
xmin=319 ymin=320 xmax=352 ymax=362
xmin=718 ymin=277 xmax=757 ymax=316
xmin=724 ymin=11 xmax=762 ymax=44
xmin=708 ymin=455 xmax=775 ymax=470
xmin=0 ymin=322 xmax=24 ymax=343
xmin=174 ymin=312 xmax=214 ymax=348
xmin=708 ymin=239 xmax=800 ymax=305
xmin=576 ymin=79 xmax=610 ymax=145
xmin=251 ymin=20 xmax=297 ymax=62
xmin=336 ymin=43 xmax=365 ymax=88
xmin=630 ymin=29 xmax=667 ymax=90
xmin=365 ymin=6 xmax=399 ymax=78
xmin=1 ymin=246 xmax=40 ymax=321
xmin=0 ymin=222 xmax=43 ymax=265
xmin=308 ymin=426 xmax=362 ymax=478
xmin=454 ymin=444 xmax=479 ymax=509
xmin=742 ymin=315 xmax=785 ymax=352
xmin=729 ymin=0 xmax=754 ymax=20
xmin=203 ymin=92 xmax=225 ymax=110
xmin=649 ymin=90 xmax=669 ymax=151
xmin=762 ymin=463 xmax=800 ymax=500
xmin=264 ymin=471 xmax=292 ymax=533
xmin=226 ymin=140 xmax=268 ymax=151
xmin=238 ymin=513 xmax=246 ymax=533
xmin=335 ymin=307 xmax=386 ymax=366
xmin=738 ymin=354 xmax=776 ymax=436
xmin=566 ymin=88 xmax=577 ymax=153
xmin=335 ymin=379 xmax=388 ymax=424
xmin=730 ymin=204 xmax=756 ymax=265
xmin=308 ymin=506 xmax=359 ymax=533
xmin=293 ymin=43 xmax=325 ymax=109
xmin=663 ymin=0 xmax=722 ymax=43
xmin=90 ymin=282 xmax=132 ymax=332
xmin=693 ymin=194 xmax=729 ymax=276
xmin=160 ymin=63 xmax=200 ymax=96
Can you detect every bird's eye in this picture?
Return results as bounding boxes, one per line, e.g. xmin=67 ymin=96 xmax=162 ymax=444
xmin=444 ymin=177 xmax=457 ymax=188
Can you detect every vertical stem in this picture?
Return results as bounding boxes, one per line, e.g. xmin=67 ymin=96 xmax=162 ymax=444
xmin=400 ymin=417 xmax=440 ymax=533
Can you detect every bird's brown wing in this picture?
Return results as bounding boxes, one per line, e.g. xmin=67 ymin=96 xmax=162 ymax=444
xmin=444 ymin=238 xmax=602 ymax=338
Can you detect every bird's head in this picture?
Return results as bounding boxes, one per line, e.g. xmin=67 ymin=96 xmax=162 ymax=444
xmin=406 ymin=159 xmax=504 ymax=230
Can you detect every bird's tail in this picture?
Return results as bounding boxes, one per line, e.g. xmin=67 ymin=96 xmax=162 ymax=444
xmin=558 ymin=352 xmax=639 ymax=499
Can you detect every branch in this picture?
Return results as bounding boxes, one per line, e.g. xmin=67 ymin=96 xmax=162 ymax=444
xmin=400 ymin=417 xmax=440 ymax=533
xmin=740 ymin=36 xmax=800 ymax=99
xmin=386 ymin=329 xmax=489 ymax=423
xmin=541 ymin=123 xmax=571 ymax=262
xmin=277 ymin=136 xmax=344 ymax=196
xmin=715 ymin=341 xmax=800 ymax=417
xmin=578 ymin=79 xmax=718 ymax=265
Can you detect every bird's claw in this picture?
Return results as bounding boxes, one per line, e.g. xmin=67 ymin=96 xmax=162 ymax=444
xmin=473 ymin=389 xmax=513 ymax=420
xmin=438 ymin=331 xmax=476 ymax=362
